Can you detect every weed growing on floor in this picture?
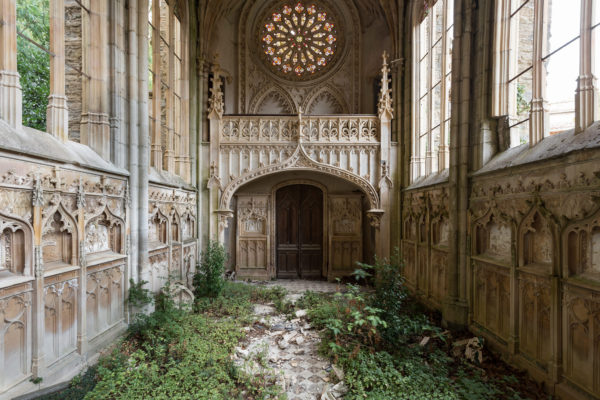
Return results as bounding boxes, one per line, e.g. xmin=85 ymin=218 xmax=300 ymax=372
xmin=193 ymin=240 xmax=227 ymax=298
xmin=54 ymin=280 xmax=288 ymax=399
xmin=297 ymin=252 xmax=549 ymax=400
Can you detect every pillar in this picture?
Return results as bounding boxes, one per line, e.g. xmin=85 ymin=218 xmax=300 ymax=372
xmin=47 ymin=0 xmax=69 ymax=141
xmin=0 ymin=0 xmax=22 ymax=129
xmin=80 ymin=0 xmax=111 ymax=159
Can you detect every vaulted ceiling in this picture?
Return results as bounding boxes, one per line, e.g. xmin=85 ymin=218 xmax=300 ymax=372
xmin=194 ymin=0 xmax=403 ymax=58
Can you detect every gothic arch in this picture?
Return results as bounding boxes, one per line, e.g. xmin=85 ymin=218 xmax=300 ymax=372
xmin=218 ymin=144 xmax=380 ymax=212
xmin=85 ymin=206 xmax=126 ymax=255
xmin=249 ymin=85 xmax=297 ymax=114
xmin=517 ymin=202 xmax=557 ymax=271
xmin=303 ymin=85 xmax=349 ymax=115
xmin=0 ymin=211 xmax=34 ymax=276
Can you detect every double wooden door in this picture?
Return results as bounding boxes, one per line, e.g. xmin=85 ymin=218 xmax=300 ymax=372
xmin=276 ymin=185 xmax=323 ymax=279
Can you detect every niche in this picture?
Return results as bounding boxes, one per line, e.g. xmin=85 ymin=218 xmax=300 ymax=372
xmin=566 ymin=215 xmax=600 ymax=278
xmin=149 ymin=211 xmax=168 ymax=246
xmin=475 ymin=214 xmax=512 ymax=264
xmin=0 ymin=227 xmax=25 ymax=275
xmin=171 ymin=214 xmax=180 ymax=243
xmin=521 ymin=211 xmax=553 ymax=268
xmin=182 ymin=213 xmax=195 ymax=241
xmin=42 ymin=212 xmax=75 ymax=267
xmin=85 ymin=211 xmax=123 ymax=255
xmin=432 ymin=217 xmax=449 ymax=246
xmin=404 ymin=216 xmax=417 ymax=241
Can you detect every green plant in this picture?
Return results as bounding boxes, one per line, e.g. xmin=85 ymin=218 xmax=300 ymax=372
xmin=193 ymin=240 xmax=227 ymax=298
xmin=127 ymin=279 xmax=153 ymax=308
xmin=17 ymin=0 xmax=50 ymax=131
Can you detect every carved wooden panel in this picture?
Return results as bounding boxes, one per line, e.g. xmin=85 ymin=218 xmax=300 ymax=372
xmin=473 ymin=261 xmax=511 ymax=341
xmin=430 ymin=249 xmax=448 ymax=304
xmin=329 ymin=195 xmax=361 ymax=276
xmin=517 ymin=272 xmax=551 ymax=367
xmin=86 ymin=266 xmax=124 ymax=339
xmin=237 ymin=195 xmax=269 ymax=278
xmin=563 ymin=284 xmax=600 ymax=395
xmin=0 ymin=291 xmax=31 ymax=391
xmin=44 ymin=279 xmax=77 ymax=365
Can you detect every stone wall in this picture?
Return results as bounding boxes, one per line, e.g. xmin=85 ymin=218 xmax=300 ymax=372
xmin=65 ymin=1 xmax=82 ymax=142
xmin=396 ymin=1 xmax=600 ymax=399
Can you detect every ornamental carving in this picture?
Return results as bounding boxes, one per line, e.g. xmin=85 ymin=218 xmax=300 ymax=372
xmin=259 ymin=1 xmax=339 ymax=81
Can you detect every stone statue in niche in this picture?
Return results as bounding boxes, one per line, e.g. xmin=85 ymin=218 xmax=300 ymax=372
xmin=85 ymin=221 xmax=110 ymax=254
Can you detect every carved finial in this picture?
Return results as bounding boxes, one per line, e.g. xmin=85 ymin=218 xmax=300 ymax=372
xmin=32 ymin=176 xmax=44 ymax=207
xmin=77 ymin=178 xmax=86 ymax=209
xmin=378 ymin=51 xmax=394 ymax=120
xmin=208 ymin=61 xmax=225 ymax=119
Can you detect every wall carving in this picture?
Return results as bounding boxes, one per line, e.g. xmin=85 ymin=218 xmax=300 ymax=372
xmin=238 ymin=0 xmax=361 ymax=114
xmin=329 ymin=195 xmax=362 ymax=274
xmin=86 ymin=266 xmax=123 ymax=339
xmin=237 ymin=195 xmax=269 ymax=277
xmin=44 ymin=279 xmax=77 ymax=365
xmin=0 ymin=291 xmax=31 ymax=392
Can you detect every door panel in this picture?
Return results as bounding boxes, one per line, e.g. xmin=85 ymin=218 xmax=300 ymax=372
xmin=276 ymin=185 xmax=323 ymax=279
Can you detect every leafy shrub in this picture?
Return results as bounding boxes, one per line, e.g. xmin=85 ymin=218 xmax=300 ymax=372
xmin=127 ymin=279 xmax=153 ymax=308
xmin=193 ymin=240 xmax=227 ymax=298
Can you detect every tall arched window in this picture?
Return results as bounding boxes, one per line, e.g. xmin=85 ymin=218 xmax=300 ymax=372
xmin=493 ymin=0 xmax=599 ymax=148
xmin=148 ymin=0 xmax=190 ymax=181
xmin=411 ymin=0 xmax=454 ymax=182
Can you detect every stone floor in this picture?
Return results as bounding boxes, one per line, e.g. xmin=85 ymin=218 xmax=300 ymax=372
xmin=233 ymin=280 xmax=346 ymax=400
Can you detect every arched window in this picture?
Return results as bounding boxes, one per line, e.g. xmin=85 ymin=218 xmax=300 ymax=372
xmin=148 ymin=0 xmax=190 ymax=181
xmin=493 ymin=0 xmax=599 ymax=148
xmin=411 ymin=0 xmax=454 ymax=182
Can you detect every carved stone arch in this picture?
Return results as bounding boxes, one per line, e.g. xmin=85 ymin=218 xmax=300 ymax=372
xmin=303 ymin=85 xmax=349 ymax=115
xmin=0 ymin=211 xmax=34 ymax=276
xmin=562 ymin=203 xmax=600 ymax=278
xmin=85 ymin=206 xmax=125 ymax=255
xmin=219 ymin=144 xmax=380 ymax=212
xmin=472 ymin=205 xmax=516 ymax=265
xmin=170 ymin=206 xmax=182 ymax=243
xmin=517 ymin=202 xmax=557 ymax=271
xmin=249 ymin=85 xmax=297 ymax=114
xmin=149 ymin=206 xmax=169 ymax=245
xmin=181 ymin=207 xmax=197 ymax=241
xmin=41 ymin=202 xmax=78 ymax=267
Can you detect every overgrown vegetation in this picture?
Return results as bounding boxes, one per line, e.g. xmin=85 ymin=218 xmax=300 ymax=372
xmin=193 ymin=240 xmax=227 ymax=298
xmin=17 ymin=0 xmax=50 ymax=131
xmin=299 ymin=253 xmax=549 ymax=400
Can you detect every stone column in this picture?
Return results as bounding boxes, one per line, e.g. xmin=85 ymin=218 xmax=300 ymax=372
xmin=529 ymin=0 xmax=548 ymax=146
xmin=164 ymin=5 xmax=176 ymax=174
xmin=207 ymin=65 xmax=224 ymax=242
xmin=575 ymin=0 xmax=598 ymax=133
xmin=0 ymin=0 xmax=22 ymax=129
xmin=150 ymin=0 xmax=162 ymax=171
xmin=76 ymin=182 xmax=87 ymax=353
xmin=80 ymin=0 xmax=111 ymax=159
xmin=31 ymin=179 xmax=44 ymax=377
xmin=47 ymin=0 xmax=69 ymax=141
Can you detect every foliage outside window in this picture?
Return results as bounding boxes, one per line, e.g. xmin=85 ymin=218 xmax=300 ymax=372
xmin=411 ymin=0 xmax=453 ymax=182
xmin=17 ymin=0 xmax=50 ymax=131
xmin=494 ymin=0 xmax=599 ymax=148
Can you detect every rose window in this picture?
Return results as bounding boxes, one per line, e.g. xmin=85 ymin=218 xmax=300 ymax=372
xmin=260 ymin=2 xmax=338 ymax=80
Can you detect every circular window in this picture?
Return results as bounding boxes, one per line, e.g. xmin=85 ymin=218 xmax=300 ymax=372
xmin=259 ymin=2 xmax=339 ymax=81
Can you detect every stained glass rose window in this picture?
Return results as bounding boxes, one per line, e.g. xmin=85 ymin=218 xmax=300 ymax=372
xmin=260 ymin=2 xmax=339 ymax=80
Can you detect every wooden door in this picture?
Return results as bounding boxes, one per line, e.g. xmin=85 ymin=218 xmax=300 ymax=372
xmin=276 ymin=185 xmax=323 ymax=279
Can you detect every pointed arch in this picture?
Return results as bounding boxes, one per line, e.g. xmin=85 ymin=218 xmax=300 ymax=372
xmin=249 ymin=84 xmax=297 ymax=114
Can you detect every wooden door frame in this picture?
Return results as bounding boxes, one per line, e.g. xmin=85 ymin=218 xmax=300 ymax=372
xmin=271 ymin=180 xmax=328 ymax=279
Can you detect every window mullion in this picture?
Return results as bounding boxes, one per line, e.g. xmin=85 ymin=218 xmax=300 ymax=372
xmin=575 ymin=0 xmax=597 ymax=132
xmin=426 ymin=10 xmax=434 ymax=176
xmin=529 ymin=0 xmax=548 ymax=146
xmin=438 ymin=0 xmax=449 ymax=172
